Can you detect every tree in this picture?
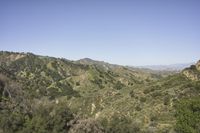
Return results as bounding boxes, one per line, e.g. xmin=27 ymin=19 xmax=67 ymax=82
xmin=175 ymin=97 xmax=200 ymax=133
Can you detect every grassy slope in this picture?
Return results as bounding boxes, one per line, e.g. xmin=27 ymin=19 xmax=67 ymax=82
xmin=0 ymin=51 xmax=199 ymax=133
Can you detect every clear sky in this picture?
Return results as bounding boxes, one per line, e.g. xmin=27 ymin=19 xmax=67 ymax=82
xmin=0 ymin=0 xmax=200 ymax=66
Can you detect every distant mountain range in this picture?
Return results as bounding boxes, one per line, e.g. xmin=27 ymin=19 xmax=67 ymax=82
xmin=77 ymin=58 xmax=193 ymax=71
xmin=137 ymin=63 xmax=194 ymax=71
xmin=76 ymin=58 xmax=193 ymax=72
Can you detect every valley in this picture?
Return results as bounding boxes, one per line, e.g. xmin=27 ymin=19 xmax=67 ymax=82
xmin=0 ymin=51 xmax=199 ymax=133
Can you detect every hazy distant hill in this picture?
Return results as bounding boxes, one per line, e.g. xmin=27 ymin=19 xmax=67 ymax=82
xmin=137 ymin=63 xmax=194 ymax=71
xmin=0 ymin=51 xmax=199 ymax=133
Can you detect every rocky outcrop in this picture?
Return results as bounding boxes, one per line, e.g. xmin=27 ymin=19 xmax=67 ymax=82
xmin=196 ymin=60 xmax=200 ymax=71
xmin=182 ymin=61 xmax=200 ymax=81
xmin=183 ymin=69 xmax=200 ymax=81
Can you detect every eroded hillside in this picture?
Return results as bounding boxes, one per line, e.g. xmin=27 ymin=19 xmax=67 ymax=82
xmin=0 ymin=51 xmax=199 ymax=133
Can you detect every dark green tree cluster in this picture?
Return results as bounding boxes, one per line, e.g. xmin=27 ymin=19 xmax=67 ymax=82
xmin=175 ymin=97 xmax=200 ymax=133
xmin=114 ymin=81 xmax=124 ymax=90
xmin=0 ymin=103 xmax=74 ymax=133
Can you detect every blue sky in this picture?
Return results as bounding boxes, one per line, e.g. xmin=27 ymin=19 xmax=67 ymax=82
xmin=0 ymin=0 xmax=200 ymax=66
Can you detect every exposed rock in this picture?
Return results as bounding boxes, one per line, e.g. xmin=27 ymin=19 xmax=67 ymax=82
xmin=95 ymin=112 xmax=101 ymax=119
xmin=91 ymin=103 xmax=96 ymax=114
xmin=183 ymin=69 xmax=200 ymax=81
xmin=196 ymin=60 xmax=200 ymax=71
xmin=182 ymin=60 xmax=200 ymax=81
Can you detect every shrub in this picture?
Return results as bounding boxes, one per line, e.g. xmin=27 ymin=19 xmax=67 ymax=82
xmin=69 ymin=118 xmax=104 ymax=133
xmin=102 ymin=114 xmax=141 ymax=133
xmin=140 ymin=97 xmax=147 ymax=103
xmin=76 ymin=81 xmax=80 ymax=86
xmin=163 ymin=96 xmax=171 ymax=106
xmin=0 ymin=101 xmax=74 ymax=133
xmin=114 ymin=81 xmax=124 ymax=90
xmin=175 ymin=97 xmax=200 ymax=133
xmin=23 ymin=103 xmax=74 ymax=133
xmin=129 ymin=90 xmax=135 ymax=97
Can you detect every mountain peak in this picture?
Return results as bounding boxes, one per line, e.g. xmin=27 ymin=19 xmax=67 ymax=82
xmin=79 ymin=58 xmax=94 ymax=62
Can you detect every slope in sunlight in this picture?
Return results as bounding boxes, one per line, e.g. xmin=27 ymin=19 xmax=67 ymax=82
xmin=0 ymin=51 xmax=199 ymax=133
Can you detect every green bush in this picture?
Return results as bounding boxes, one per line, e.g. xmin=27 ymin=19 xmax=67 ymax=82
xmin=0 ymin=103 xmax=74 ymax=133
xmin=140 ymin=97 xmax=147 ymax=103
xmin=163 ymin=96 xmax=171 ymax=106
xmin=175 ymin=97 xmax=200 ymax=133
xmin=114 ymin=81 xmax=124 ymax=90
xmin=102 ymin=114 xmax=141 ymax=133
xmin=0 ymin=111 xmax=25 ymax=133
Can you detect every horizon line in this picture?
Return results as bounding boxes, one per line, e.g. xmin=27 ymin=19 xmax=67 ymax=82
xmin=0 ymin=50 xmax=196 ymax=67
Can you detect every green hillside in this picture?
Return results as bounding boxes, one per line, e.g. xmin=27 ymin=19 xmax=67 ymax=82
xmin=0 ymin=51 xmax=199 ymax=133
